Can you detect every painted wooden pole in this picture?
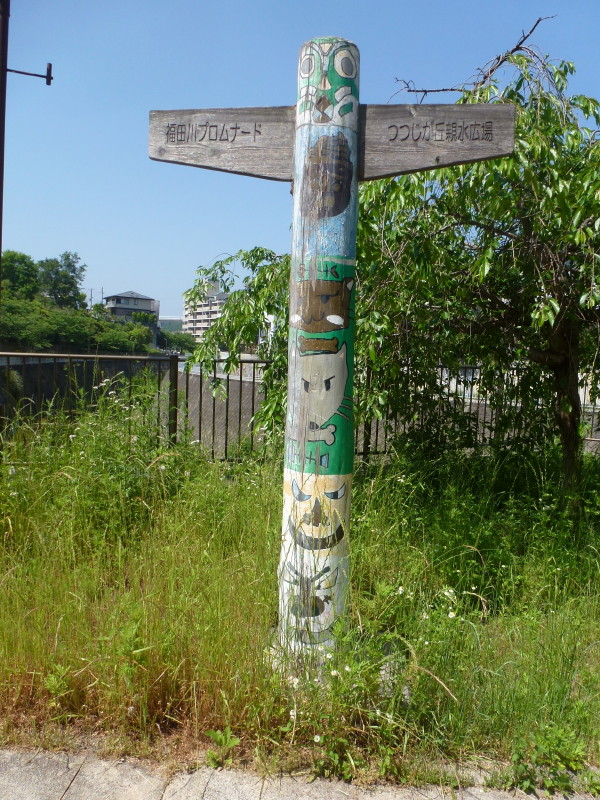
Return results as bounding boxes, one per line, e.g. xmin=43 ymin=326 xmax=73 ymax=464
xmin=277 ymin=38 xmax=359 ymax=659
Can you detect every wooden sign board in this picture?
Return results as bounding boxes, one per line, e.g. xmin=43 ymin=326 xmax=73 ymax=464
xmin=149 ymin=103 xmax=515 ymax=182
xmin=359 ymin=103 xmax=516 ymax=179
xmin=148 ymin=106 xmax=294 ymax=181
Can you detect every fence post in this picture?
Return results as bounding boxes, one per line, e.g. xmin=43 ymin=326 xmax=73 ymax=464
xmin=168 ymin=355 xmax=179 ymax=444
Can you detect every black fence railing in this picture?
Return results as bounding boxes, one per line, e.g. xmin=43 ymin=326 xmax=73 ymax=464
xmin=3 ymin=352 xmax=600 ymax=459
xmin=0 ymin=352 xmax=269 ymax=458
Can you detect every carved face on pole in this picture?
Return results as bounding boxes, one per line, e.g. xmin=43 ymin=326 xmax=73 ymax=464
xmin=279 ymin=470 xmax=351 ymax=647
xmin=297 ymin=40 xmax=359 ymax=126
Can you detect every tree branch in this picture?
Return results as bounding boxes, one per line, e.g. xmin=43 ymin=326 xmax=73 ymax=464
xmin=452 ymin=213 xmax=519 ymax=241
xmin=393 ymin=16 xmax=555 ymax=102
xmin=472 ymin=16 xmax=555 ymax=91
xmin=528 ymin=347 xmax=566 ymax=367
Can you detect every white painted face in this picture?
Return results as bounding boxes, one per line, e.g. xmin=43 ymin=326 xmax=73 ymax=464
xmin=287 ymin=343 xmax=349 ymax=446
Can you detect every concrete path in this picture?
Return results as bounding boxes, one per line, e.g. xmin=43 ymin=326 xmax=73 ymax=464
xmin=0 ymin=749 xmax=539 ymax=800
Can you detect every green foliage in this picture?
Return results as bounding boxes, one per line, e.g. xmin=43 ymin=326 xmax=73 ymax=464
xmin=0 ymin=390 xmax=599 ymax=774
xmin=509 ymin=725 xmax=586 ymax=794
xmin=0 ymin=250 xmax=152 ymax=353
xmin=157 ymin=329 xmax=196 ymax=353
xmin=0 ymin=295 xmax=153 ymax=353
xmin=37 ymin=251 xmax=87 ymax=309
xmin=205 ymin=726 xmax=241 ymax=767
xmin=0 ymin=249 xmax=156 ymax=353
xmin=94 ymin=320 xmax=153 ymax=353
xmin=131 ymin=311 xmax=157 ymax=326
xmin=357 ymin=55 xmax=600 ymax=486
xmin=2 ymin=251 xmax=39 ymax=300
xmin=185 ymin=248 xmax=289 ymax=437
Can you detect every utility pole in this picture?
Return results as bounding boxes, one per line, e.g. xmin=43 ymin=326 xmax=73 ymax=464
xmin=0 ymin=0 xmax=10 ymax=304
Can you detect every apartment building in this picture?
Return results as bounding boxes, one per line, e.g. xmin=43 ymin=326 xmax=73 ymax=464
xmin=183 ymin=283 xmax=229 ymax=342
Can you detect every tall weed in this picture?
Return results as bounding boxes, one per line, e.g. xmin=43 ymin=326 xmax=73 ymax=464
xmin=0 ymin=388 xmax=598 ymax=779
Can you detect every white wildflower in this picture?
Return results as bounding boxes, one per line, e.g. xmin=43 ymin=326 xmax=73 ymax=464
xmin=314 ymin=735 xmax=321 ymax=743
xmin=448 ymin=611 xmax=456 ymax=619
xmin=330 ymin=670 xmax=340 ymax=678
xmin=289 ymin=709 xmax=296 ymax=720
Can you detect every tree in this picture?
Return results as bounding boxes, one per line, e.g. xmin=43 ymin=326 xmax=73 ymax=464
xmin=185 ymin=247 xmax=290 ymax=435
xmin=1 ymin=251 xmax=39 ymax=299
xmin=38 ymin=251 xmax=87 ymax=309
xmin=357 ymin=54 xmax=600 ymax=489
xmin=156 ymin=329 xmax=197 ymax=353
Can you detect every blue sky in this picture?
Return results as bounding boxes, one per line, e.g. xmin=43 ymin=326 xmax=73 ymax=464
xmin=5 ymin=0 xmax=599 ymax=316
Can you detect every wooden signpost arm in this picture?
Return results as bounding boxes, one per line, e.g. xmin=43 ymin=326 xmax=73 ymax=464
xmin=149 ymin=106 xmax=295 ymax=181
xmin=149 ymin=105 xmax=514 ymax=183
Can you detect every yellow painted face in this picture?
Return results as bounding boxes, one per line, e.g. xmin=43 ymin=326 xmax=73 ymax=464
xmin=283 ymin=468 xmax=352 ymax=552
xmin=280 ymin=468 xmax=351 ymax=645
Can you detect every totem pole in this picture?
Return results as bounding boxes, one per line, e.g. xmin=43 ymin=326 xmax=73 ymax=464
xmin=278 ymin=38 xmax=359 ymax=656
xmin=149 ymin=36 xmax=515 ymax=662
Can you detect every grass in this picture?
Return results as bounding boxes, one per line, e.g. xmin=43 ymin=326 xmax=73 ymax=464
xmin=0 ymin=377 xmax=599 ymax=787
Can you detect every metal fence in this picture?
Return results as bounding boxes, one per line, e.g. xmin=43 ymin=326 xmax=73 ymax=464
xmin=0 ymin=349 xmax=179 ymax=435
xmin=2 ymin=352 xmax=600 ymax=459
xmin=0 ymin=351 xmax=267 ymax=458
xmin=357 ymin=363 xmax=600 ymax=457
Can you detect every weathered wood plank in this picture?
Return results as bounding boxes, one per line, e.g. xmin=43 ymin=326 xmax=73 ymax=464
xmin=359 ymin=103 xmax=516 ymax=180
xmin=149 ymin=104 xmax=515 ymax=183
xmin=148 ymin=106 xmax=295 ymax=181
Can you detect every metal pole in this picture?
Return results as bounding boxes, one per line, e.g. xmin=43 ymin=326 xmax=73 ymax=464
xmin=168 ymin=354 xmax=178 ymax=444
xmin=278 ymin=37 xmax=359 ymax=661
xmin=0 ymin=0 xmax=9 ymax=305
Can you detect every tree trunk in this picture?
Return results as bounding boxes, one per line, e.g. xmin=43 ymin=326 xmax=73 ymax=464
xmin=529 ymin=317 xmax=582 ymax=491
xmin=549 ymin=319 xmax=581 ymax=491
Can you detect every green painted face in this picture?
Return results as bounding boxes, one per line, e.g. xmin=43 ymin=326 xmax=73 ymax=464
xmin=297 ymin=38 xmax=359 ymax=126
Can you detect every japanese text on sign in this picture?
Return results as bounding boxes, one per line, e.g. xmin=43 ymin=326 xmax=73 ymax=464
xmin=165 ymin=121 xmax=262 ymax=144
xmin=387 ymin=120 xmax=494 ymax=143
